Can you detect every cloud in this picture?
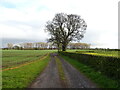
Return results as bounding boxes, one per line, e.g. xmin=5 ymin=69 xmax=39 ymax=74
xmin=0 ymin=0 xmax=119 ymax=48
xmin=1 ymin=23 xmax=48 ymax=40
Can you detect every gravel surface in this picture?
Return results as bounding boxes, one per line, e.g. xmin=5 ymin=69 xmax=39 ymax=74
xmin=29 ymin=53 xmax=97 ymax=88
xmin=58 ymin=55 xmax=97 ymax=88
xmin=30 ymin=53 xmax=62 ymax=88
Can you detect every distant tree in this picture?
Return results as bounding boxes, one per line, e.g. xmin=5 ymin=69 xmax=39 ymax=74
xmin=23 ymin=43 xmax=27 ymax=49
xmin=35 ymin=42 xmax=40 ymax=49
xmin=48 ymin=43 xmax=52 ymax=49
xmin=48 ymin=43 xmax=56 ymax=50
xmin=7 ymin=43 xmax=13 ymax=49
xmin=34 ymin=42 xmax=48 ymax=49
xmin=28 ymin=43 xmax=33 ymax=48
xmin=13 ymin=45 xmax=20 ymax=50
xmin=68 ymin=43 xmax=90 ymax=49
xmin=45 ymin=13 xmax=87 ymax=51
xmin=68 ymin=43 xmax=75 ymax=49
xmin=40 ymin=42 xmax=48 ymax=49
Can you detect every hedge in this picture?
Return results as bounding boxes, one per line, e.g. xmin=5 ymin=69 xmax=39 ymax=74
xmin=59 ymin=51 xmax=120 ymax=80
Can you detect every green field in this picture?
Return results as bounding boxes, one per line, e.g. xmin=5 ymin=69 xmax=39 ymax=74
xmin=1 ymin=49 xmax=120 ymax=88
xmin=2 ymin=50 xmax=56 ymax=88
xmin=2 ymin=50 xmax=56 ymax=69
xmin=67 ymin=49 xmax=119 ymax=58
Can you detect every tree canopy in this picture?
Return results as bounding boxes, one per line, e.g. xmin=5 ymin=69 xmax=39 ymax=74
xmin=45 ymin=13 xmax=87 ymax=51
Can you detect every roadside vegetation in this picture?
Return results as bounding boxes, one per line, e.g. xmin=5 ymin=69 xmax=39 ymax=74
xmin=59 ymin=49 xmax=120 ymax=88
xmin=59 ymin=54 xmax=119 ymax=88
xmin=55 ymin=56 xmax=68 ymax=87
xmin=2 ymin=49 xmax=119 ymax=88
xmin=55 ymin=56 xmax=66 ymax=81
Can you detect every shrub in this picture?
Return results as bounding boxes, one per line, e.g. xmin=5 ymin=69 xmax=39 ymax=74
xmin=59 ymin=51 xmax=120 ymax=80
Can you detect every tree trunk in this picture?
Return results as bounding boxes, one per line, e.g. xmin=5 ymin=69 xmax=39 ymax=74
xmin=62 ymin=44 xmax=66 ymax=51
xmin=57 ymin=44 xmax=60 ymax=52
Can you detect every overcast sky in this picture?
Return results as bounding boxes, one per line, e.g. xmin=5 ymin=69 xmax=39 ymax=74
xmin=0 ymin=0 xmax=119 ymax=48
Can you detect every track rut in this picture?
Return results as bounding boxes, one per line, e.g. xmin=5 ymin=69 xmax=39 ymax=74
xmin=30 ymin=53 xmax=97 ymax=88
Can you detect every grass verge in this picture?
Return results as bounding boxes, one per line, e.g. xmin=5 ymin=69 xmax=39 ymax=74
xmin=59 ymin=54 xmax=119 ymax=88
xmin=55 ymin=56 xmax=67 ymax=87
xmin=2 ymin=54 xmax=50 ymax=88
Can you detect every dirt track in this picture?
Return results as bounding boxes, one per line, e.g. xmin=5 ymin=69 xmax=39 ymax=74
xmin=30 ymin=53 xmax=97 ymax=88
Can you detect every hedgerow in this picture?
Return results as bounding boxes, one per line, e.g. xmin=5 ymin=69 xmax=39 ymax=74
xmin=59 ymin=51 xmax=120 ymax=80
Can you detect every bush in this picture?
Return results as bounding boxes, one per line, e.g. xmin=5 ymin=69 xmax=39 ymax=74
xmin=59 ymin=51 xmax=120 ymax=80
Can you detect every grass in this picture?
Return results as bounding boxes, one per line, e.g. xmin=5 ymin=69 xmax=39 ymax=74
xmin=67 ymin=49 xmax=119 ymax=58
xmin=55 ymin=56 xmax=66 ymax=81
xmin=60 ymin=54 xmax=119 ymax=88
xmin=55 ymin=56 xmax=68 ymax=87
xmin=2 ymin=50 xmax=56 ymax=88
xmin=2 ymin=50 xmax=56 ymax=68
xmin=2 ymin=54 xmax=50 ymax=88
xmin=2 ymin=49 xmax=119 ymax=88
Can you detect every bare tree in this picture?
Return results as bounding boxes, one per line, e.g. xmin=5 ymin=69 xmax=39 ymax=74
xmin=23 ymin=43 xmax=29 ymax=49
xmin=45 ymin=13 xmax=87 ymax=51
xmin=68 ymin=43 xmax=90 ymax=49
xmin=40 ymin=42 xmax=48 ymax=49
xmin=7 ymin=43 xmax=13 ymax=49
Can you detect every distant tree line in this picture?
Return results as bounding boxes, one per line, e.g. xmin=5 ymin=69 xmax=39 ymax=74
xmin=68 ymin=43 xmax=90 ymax=49
xmin=3 ymin=42 xmax=90 ymax=50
